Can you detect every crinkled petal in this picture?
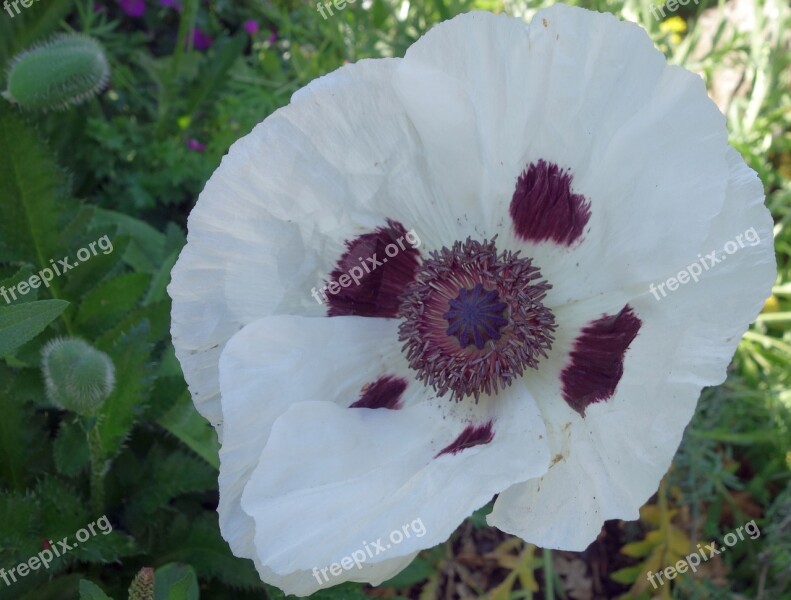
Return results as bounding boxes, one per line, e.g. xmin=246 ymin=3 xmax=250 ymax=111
xmin=393 ymin=7 xmax=731 ymax=305
xmin=489 ymin=147 xmax=776 ymax=549
xmin=237 ymin=388 xmax=548 ymax=588
xmin=169 ymin=59 xmax=435 ymax=434
xmin=217 ymin=315 xmax=426 ymax=566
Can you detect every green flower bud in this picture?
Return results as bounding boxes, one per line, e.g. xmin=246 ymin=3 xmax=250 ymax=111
xmin=41 ymin=337 xmax=115 ymax=416
xmin=3 ymin=34 xmax=110 ymax=111
xmin=128 ymin=567 xmax=154 ymax=600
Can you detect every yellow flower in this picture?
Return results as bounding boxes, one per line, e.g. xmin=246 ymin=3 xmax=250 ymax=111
xmin=660 ymin=16 xmax=687 ymax=34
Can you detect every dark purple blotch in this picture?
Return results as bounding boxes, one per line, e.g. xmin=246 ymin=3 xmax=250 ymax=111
xmin=327 ymin=219 xmax=421 ymax=318
xmin=561 ymin=305 xmax=641 ymax=416
xmin=349 ymin=376 xmax=408 ymax=410
xmin=435 ymin=421 xmax=494 ymax=457
xmin=509 ymin=159 xmax=591 ymax=246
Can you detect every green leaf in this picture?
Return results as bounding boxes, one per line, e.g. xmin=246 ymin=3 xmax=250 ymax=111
xmin=156 ymin=514 xmax=260 ymax=591
xmin=1 ymin=0 xmax=76 ymax=61
xmin=153 ymin=564 xmax=199 ymax=600
xmin=0 ymin=104 xmax=70 ymax=266
xmin=95 ymin=322 xmax=154 ymax=459
xmin=308 ymin=584 xmax=370 ymax=599
xmin=79 ymin=579 xmax=114 ymax=600
xmin=183 ymin=34 xmax=247 ymax=119
xmin=126 ymin=446 xmax=216 ymax=519
xmin=95 ymin=301 xmax=170 ymax=348
xmin=381 ymin=556 xmax=434 ymax=588
xmin=75 ymin=272 xmax=151 ymax=333
xmin=12 ymin=575 xmax=82 ymax=600
xmin=53 ymin=418 xmax=90 ymax=476
xmin=0 ymin=365 xmax=48 ymax=490
xmin=0 ymin=489 xmax=40 ymax=563
xmin=0 ymin=299 xmax=68 ymax=357
xmin=610 ymin=565 xmax=643 ymax=585
xmin=0 ymin=266 xmax=38 ymax=305
xmin=92 ymin=208 xmax=166 ymax=273
xmin=60 ymin=234 xmax=130 ymax=300
xmin=157 ymin=391 xmax=219 ymax=469
xmin=143 ymin=248 xmax=180 ymax=306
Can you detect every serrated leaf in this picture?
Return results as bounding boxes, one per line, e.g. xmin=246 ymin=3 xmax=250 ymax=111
xmin=157 ymin=391 xmax=219 ymax=469
xmin=155 ymin=514 xmax=260 ymax=591
xmin=143 ymin=247 xmax=180 ymax=306
xmin=38 ymin=475 xmax=86 ymax=522
xmin=0 ymin=105 xmax=70 ymax=264
xmin=0 ymin=490 xmax=40 ymax=563
xmin=61 ymin=234 xmax=130 ymax=299
xmin=126 ymin=446 xmax=215 ymax=519
xmin=95 ymin=322 xmax=154 ymax=459
xmin=75 ymin=272 xmax=151 ymax=333
xmin=0 ymin=364 xmax=48 ymax=490
xmin=153 ymin=564 xmax=199 ymax=600
xmin=92 ymin=208 xmax=166 ymax=273
xmin=11 ymin=575 xmax=82 ymax=600
xmin=95 ymin=301 xmax=171 ymax=349
xmin=79 ymin=580 xmax=113 ymax=600
xmin=53 ymin=418 xmax=90 ymax=476
xmin=0 ymin=266 xmax=38 ymax=305
xmin=0 ymin=300 xmax=68 ymax=357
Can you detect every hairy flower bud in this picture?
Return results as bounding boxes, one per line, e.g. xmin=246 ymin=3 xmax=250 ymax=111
xmin=41 ymin=337 xmax=115 ymax=416
xmin=3 ymin=34 xmax=110 ymax=111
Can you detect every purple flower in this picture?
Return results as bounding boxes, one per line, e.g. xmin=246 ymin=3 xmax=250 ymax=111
xmin=267 ymin=28 xmax=278 ymax=44
xmin=187 ymin=139 xmax=206 ymax=152
xmin=119 ymin=0 xmax=145 ymax=17
xmin=93 ymin=3 xmax=105 ymax=12
xmin=244 ymin=20 xmax=260 ymax=36
xmin=190 ymin=27 xmax=213 ymax=51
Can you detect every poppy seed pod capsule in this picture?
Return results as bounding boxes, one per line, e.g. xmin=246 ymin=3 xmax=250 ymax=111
xmin=41 ymin=337 xmax=115 ymax=416
xmin=2 ymin=34 xmax=110 ymax=111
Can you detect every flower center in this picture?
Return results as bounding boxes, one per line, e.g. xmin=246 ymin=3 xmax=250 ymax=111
xmin=398 ymin=238 xmax=556 ymax=401
xmin=444 ymin=284 xmax=508 ymax=350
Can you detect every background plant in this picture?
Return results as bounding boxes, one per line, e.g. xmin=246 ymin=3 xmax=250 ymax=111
xmin=0 ymin=0 xmax=788 ymax=598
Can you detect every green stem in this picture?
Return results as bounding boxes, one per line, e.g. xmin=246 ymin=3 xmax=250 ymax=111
xmin=543 ymin=547 xmax=554 ymax=600
xmin=87 ymin=423 xmax=105 ymax=517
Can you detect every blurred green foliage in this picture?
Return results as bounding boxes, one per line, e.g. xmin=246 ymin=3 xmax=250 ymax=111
xmin=0 ymin=0 xmax=788 ymax=598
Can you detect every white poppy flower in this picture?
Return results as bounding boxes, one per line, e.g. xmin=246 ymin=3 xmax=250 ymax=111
xmin=168 ymin=5 xmax=776 ymax=596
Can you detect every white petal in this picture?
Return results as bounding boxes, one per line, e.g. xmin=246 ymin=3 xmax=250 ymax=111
xmin=239 ymin=384 xmax=548 ymax=585
xmin=217 ymin=315 xmax=423 ymax=565
xmin=489 ymin=147 xmax=775 ymax=549
xmin=169 ymin=58 xmax=429 ymax=433
xmin=394 ymin=7 xmax=732 ymax=304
